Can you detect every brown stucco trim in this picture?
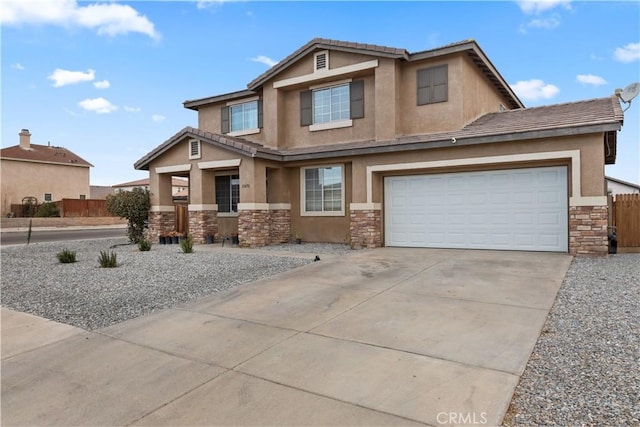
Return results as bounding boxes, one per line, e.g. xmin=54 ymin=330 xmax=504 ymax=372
xmin=183 ymin=89 xmax=258 ymax=111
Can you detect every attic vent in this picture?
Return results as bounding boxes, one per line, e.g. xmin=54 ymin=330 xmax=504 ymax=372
xmin=314 ymin=50 xmax=328 ymax=72
xmin=499 ymin=103 xmax=507 ymax=112
xmin=189 ymin=139 xmax=201 ymax=160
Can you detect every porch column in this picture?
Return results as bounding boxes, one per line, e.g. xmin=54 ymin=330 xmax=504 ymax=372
xmin=237 ymin=158 xmax=269 ymax=248
xmin=188 ymin=166 xmax=218 ymax=244
xmin=349 ymin=160 xmax=382 ymax=248
xmin=148 ymin=172 xmax=175 ymax=243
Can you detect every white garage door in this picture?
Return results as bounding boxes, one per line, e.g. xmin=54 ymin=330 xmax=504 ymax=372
xmin=384 ymin=166 xmax=568 ymax=252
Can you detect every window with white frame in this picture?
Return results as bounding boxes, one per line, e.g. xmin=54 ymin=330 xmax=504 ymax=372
xmin=215 ymin=174 xmax=239 ymax=213
xmin=44 ymin=193 xmax=52 ymax=202
xmin=230 ymin=101 xmax=258 ymax=132
xmin=302 ymin=165 xmax=344 ymax=215
xmin=313 ymin=84 xmax=350 ymax=124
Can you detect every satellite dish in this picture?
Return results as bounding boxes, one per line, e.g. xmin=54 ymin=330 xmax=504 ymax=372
xmin=620 ymin=82 xmax=640 ymax=103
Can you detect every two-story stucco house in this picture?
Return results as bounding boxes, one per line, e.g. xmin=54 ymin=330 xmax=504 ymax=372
xmin=1 ymin=129 xmax=92 ymax=215
xmin=135 ymin=38 xmax=623 ymax=255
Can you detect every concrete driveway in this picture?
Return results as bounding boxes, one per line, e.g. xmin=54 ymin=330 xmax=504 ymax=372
xmin=1 ymin=248 xmax=571 ymax=426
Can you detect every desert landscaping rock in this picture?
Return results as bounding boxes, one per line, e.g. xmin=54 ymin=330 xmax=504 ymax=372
xmin=504 ymin=254 xmax=640 ymax=426
xmin=0 ymin=238 xmax=333 ymax=330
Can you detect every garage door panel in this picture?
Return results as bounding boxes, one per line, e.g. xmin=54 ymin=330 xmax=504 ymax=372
xmin=384 ymin=166 xmax=568 ymax=252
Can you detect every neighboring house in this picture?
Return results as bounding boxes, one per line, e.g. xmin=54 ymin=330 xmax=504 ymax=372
xmin=1 ymin=129 xmax=92 ymax=215
xmin=135 ymin=38 xmax=623 ymax=255
xmin=606 ymin=176 xmax=640 ymax=195
xmin=90 ymin=185 xmax=116 ymax=200
xmin=111 ymin=177 xmax=188 ymax=196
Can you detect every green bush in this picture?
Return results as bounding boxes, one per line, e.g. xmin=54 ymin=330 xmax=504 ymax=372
xmin=35 ymin=202 xmax=60 ymax=217
xmin=106 ymin=188 xmax=150 ymax=243
xmin=138 ymin=238 xmax=152 ymax=252
xmin=56 ymin=248 xmax=77 ymax=263
xmin=98 ymin=250 xmax=118 ymax=268
xmin=180 ymin=235 xmax=194 ymax=254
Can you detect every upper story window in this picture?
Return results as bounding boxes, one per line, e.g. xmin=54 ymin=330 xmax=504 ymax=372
xmin=301 ymin=165 xmax=344 ymax=216
xmin=300 ymin=80 xmax=364 ymax=131
xmin=231 ymin=101 xmax=258 ymax=132
xmin=313 ymin=83 xmax=350 ymax=124
xmin=221 ymin=99 xmax=262 ymax=136
xmin=417 ymin=64 xmax=448 ymax=105
xmin=44 ymin=193 xmax=52 ymax=202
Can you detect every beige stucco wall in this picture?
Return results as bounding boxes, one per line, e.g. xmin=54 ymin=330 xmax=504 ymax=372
xmin=1 ymin=159 xmax=90 ymax=214
xmin=461 ymin=55 xmax=513 ymax=125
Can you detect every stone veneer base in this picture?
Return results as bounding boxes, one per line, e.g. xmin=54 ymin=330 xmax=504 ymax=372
xmin=350 ymin=209 xmax=382 ymax=249
xmin=569 ymin=205 xmax=608 ymax=256
xmin=188 ymin=210 xmax=218 ymax=244
xmin=148 ymin=211 xmax=176 ymax=243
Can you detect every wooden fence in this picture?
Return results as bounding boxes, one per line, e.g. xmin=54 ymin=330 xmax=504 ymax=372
xmin=613 ymin=193 xmax=640 ymax=249
xmin=56 ymin=199 xmax=112 ymax=217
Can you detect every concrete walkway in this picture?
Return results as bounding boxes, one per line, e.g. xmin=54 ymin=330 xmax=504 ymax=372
xmin=1 ymin=248 xmax=572 ymax=426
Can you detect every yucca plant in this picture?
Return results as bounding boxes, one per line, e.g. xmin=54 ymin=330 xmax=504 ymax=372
xmin=180 ymin=234 xmax=194 ymax=254
xmin=138 ymin=238 xmax=152 ymax=252
xmin=56 ymin=248 xmax=77 ymax=264
xmin=98 ymin=250 xmax=118 ymax=268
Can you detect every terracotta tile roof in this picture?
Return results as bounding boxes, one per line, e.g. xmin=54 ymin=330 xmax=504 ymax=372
xmin=247 ymin=38 xmax=408 ymax=90
xmin=0 ymin=143 xmax=93 ymax=167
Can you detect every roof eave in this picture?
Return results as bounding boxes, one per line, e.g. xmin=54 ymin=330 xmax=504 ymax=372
xmin=183 ymin=90 xmax=258 ymax=111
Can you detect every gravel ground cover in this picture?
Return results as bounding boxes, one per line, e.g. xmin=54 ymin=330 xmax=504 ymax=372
xmin=504 ymin=254 xmax=640 ymax=426
xmin=1 ymin=238 xmax=350 ymax=330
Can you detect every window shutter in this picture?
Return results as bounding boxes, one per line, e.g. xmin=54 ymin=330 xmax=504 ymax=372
xmin=221 ymin=106 xmax=230 ymax=133
xmin=350 ymin=80 xmax=364 ymax=119
xmin=300 ymin=90 xmax=312 ymax=126
xmin=431 ymin=65 xmax=448 ymax=103
xmin=257 ymin=99 xmax=263 ymax=129
xmin=417 ymin=65 xmax=448 ymax=105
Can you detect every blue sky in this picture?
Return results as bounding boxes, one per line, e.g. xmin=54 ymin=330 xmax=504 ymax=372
xmin=2 ymin=0 xmax=639 ymax=186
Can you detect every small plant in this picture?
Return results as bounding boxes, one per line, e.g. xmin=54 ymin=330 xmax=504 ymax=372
xmin=180 ymin=234 xmax=194 ymax=253
xmin=35 ymin=202 xmax=60 ymax=218
xmin=98 ymin=250 xmax=118 ymax=268
xmin=138 ymin=238 xmax=152 ymax=252
xmin=56 ymin=248 xmax=77 ymax=263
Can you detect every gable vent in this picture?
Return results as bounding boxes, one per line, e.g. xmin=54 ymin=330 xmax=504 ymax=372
xmin=314 ymin=50 xmax=328 ymax=72
xmin=189 ymin=139 xmax=201 ymax=159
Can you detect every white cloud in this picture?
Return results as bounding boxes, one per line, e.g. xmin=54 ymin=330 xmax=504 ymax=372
xmin=614 ymin=42 xmax=640 ymax=63
xmin=576 ymin=74 xmax=607 ymax=86
xmin=94 ymin=80 xmax=110 ymax=89
xmin=517 ymin=0 xmax=572 ymax=15
xmin=124 ymin=106 xmax=141 ymax=113
xmin=196 ymin=0 xmax=227 ymax=9
xmin=152 ymin=114 xmax=166 ymax=122
xmin=48 ymin=68 xmax=95 ymax=87
xmin=510 ymin=79 xmax=560 ymax=101
xmin=12 ymin=63 xmax=25 ymax=70
xmin=250 ymin=55 xmax=278 ymax=67
xmin=527 ymin=16 xmax=561 ymax=29
xmin=0 ymin=0 xmax=159 ymax=40
xmin=78 ymin=97 xmax=118 ymax=114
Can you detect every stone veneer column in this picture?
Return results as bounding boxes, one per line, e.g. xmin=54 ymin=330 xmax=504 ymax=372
xmin=350 ymin=208 xmax=382 ymax=249
xmin=268 ymin=209 xmax=291 ymax=244
xmin=569 ymin=205 xmax=608 ymax=256
xmin=148 ymin=210 xmax=176 ymax=243
xmin=238 ymin=209 xmax=270 ymax=248
xmin=188 ymin=210 xmax=218 ymax=244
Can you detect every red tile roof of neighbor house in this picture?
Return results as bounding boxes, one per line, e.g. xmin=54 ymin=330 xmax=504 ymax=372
xmin=135 ymin=96 xmax=623 ymax=170
xmin=0 ymin=143 xmax=93 ymax=167
xmin=112 ymin=177 xmax=187 ymax=188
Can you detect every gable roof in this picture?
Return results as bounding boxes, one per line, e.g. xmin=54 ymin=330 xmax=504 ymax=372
xmin=112 ymin=177 xmax=188 ymax=188
xmin=135 ymin=96 xmax=622 ymax=170
xmin=606 ymin=176 xmax=640 ymax=189
xmin=183 ymin=38 xmax=524 ymax=111
xmin=0 ymin=143 xmax=93 ymax=167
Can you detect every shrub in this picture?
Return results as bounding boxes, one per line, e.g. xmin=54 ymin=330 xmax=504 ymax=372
xmin=35 ymin=202 xmax=60 ymax=218
xmin=98 ymin=250 xmax=118 ymax=268
xmin=56 ymin=248 xmax=77 ymax=263
xmin=106 ymin=188 xmax=150 ymax=244
xmin=180 ymin=235 xmax=194 ymax=253
xmin=138 ymin=238 xmax=152 ymax=252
